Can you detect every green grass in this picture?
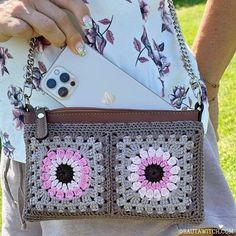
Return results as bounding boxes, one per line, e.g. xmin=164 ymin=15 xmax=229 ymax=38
xmin=174 ymin=0 xmax=207 ymax=8
xmin=0 ymin=0 xmax=235 ymax=231
xmin=176 ymin=3 xmax=236 ymax=200
xmin=0 ymin=190 xmax=1 ymax=231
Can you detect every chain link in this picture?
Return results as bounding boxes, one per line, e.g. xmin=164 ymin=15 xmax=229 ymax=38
xmin=23 ymin=38 xmax=36 ymax=107
xmin=25 ymin=38 xmax=36 ymax=85
xmin=23 ymin=1 xmax=202 ymax=109
xmin=167 ymin=0 xmax=202 ymax=108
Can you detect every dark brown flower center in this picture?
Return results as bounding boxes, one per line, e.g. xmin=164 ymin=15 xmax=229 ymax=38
xmin=144 ymin=164 xmax=164 ymax=183
xmin=56 ymin=164 xmax=74 ymax=184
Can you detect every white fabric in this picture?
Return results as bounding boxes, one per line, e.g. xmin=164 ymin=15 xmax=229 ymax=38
xmin=0 ymin=0 xmax=209 ymax=163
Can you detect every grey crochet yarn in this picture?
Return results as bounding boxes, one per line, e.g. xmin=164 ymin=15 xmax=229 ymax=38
xmin=23 ymin=121 xmax=204 ymax=224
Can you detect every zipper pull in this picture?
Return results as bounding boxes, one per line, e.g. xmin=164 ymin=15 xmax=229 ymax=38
xmin=35 ymin=107 xmax=48 ymax=140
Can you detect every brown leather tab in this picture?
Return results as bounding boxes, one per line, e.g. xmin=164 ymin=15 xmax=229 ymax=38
xmin=35 ymin=108 xmax=48 ymax=140
xmin=24 ymin=107 xmax=199 ymax=124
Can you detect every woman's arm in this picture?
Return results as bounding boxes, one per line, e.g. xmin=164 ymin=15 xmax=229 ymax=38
xmin=192 ymin=0 xmax=236 ymax=138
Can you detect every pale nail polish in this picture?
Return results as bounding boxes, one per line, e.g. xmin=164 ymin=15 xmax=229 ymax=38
xmin=76 ymin=42 xmax=86 ymax=56
xmin=82 ymin=15 xmax=93 ymax=29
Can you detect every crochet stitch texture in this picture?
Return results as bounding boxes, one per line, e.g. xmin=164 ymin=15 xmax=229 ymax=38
xmin=23 ymin=121 xmax=204 ymax=223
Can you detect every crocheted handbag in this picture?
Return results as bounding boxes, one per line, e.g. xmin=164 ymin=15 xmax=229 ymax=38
xmin=22 ymin=1 xmax=205 ymax=223
xmin=23 ymin=107 xmax=204 ymax=223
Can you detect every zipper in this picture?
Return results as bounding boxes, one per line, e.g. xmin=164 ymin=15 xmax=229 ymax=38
xmin=47 ymin=107 xmax=198 ymax=114
xmin=28 ymin=107 xmax=200 ymax=141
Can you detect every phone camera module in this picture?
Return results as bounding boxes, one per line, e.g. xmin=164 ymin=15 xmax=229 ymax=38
xmin=60 ymin=72 xmax=70 ymax=83
xmin=58 ymin=87 xmax=69 ymax=97
xmin=46 ymin=78 xmax=57 ymax=89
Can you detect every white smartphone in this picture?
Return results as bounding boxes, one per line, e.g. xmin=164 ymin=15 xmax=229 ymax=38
xmin=41 ymin=45 xmax=173 ymax=110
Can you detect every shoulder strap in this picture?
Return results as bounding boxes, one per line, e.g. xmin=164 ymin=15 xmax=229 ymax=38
xmin=167 ymin=0 xmax=202 ymax=108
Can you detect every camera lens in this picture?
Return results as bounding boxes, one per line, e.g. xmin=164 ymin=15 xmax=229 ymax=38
xmin=70 ymin=81 xmax=76 ymax=86
xmin=60 ymin=72 xmax=70 ymax=83
xmin=46 ymin=78 xmax=57 ymax=89
xmin=58 ymin=87 xmax=69 ymax=97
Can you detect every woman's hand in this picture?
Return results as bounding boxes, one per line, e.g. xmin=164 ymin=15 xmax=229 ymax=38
xmin=0 ymin=0 xmax=92 ymax=55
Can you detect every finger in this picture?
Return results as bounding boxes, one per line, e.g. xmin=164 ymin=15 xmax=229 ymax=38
xmin=51 ymin=0 xmax=92 ymax=31
xmin=12 ymin=6 xmax=66 ymax=48
xmin=34 ymin=0 xmax=84 ymax=55
xmin=0 ymin=34 xmax=11 ymax=42
xmin=0 ymin=17 xmax=33 ymax=42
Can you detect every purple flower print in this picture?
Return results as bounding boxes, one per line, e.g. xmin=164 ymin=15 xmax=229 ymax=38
xmin=157 ymin=53 xmax=170 ymax=76
xmin=7 ymin=60 xmax=47 ymax=130
xmin=134 ymin=27 xmax=171 ymax=97
xmin=34 ymin=36 xmax=51 ymax=53
xmin=7 ymin=85 xmax=24 ymax=108
xmin=84 ymin=16 xmax=114 ymax=55
xmin=152 ymin=39 xmax=171 ymax=77
xmin=7 ymin=85 xmax=25 ymax=130
xmin=139 ymin=0 xmax=149 ymax=21
xmin=158 ymin=0 xmax=173 ymax=33
xmin=0 ymin=47 xmax=13 ymax=76
xmin=32 ymin=61 xmax=47 ymax=90
xmin=169 ymin=86 xmax=189 ymax=109
xmin=188 ymin=79 xmax=207 ymax=110
xmin=12 ymin=107 xmax=25 ymax=130
xmin=0 ymin=131 xmax=15 ymax=159
xmin=200 ymin=82 xmax=208 ymax=102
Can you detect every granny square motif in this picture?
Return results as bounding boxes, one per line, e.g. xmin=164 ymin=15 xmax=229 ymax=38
xmin=24 ymin=129 xmax=110 ymax=220
xmin=24 ymin=121 xmax=204 ymax=223
xmin=112 ymin=131 xmax=203 ymax=222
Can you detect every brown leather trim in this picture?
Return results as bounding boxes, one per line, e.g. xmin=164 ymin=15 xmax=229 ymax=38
xmin=35 ymin=108 xmax=48 ymax=140
xmin=24 ymin=108 xmax=199 ymax=124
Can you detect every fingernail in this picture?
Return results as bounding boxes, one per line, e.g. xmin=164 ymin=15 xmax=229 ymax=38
xmin=82 ymin=15 xmax=93 ymax=29
xmin=75 ymin=42 xmax=86 ymax=56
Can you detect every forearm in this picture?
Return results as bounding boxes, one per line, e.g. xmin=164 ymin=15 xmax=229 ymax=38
xmin=192 ymin=0 xmax=236 ymax=138
xmin=192 ymin=0 xmax=236 ymax=87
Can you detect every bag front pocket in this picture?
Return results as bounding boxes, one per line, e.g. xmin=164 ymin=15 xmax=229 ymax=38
xmin=24 ymin=124 xmax=110 ymax=220
xmin=111 ymin=121 xmax=204 ymax=223
xmin=24 ymin=120 xmax=204 ymax=223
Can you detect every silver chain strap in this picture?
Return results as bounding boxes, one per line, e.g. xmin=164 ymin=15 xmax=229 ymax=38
xmin=167 ymin=0 xmax=202 ymax=108
xmin=23 ymin=0 xmax=202 ymax=110
xmin=23 ymin=37 xmax=37 ymax=106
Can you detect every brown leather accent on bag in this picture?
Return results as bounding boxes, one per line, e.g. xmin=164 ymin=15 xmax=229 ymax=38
xmin=34 ymin=107 xmax=48 ymax=140
xmin=24 ymin=107 xmax=200 ymax=124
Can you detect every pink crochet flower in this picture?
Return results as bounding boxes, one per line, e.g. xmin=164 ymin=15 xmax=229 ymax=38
xmin=40 ymin=148 xmax=91 ymax=200
xmin=128 ymin=147 xmax=180 ymax=200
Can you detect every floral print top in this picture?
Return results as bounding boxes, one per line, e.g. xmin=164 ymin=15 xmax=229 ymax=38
xmin=0 ymin=0 xmax=209 ymax=163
